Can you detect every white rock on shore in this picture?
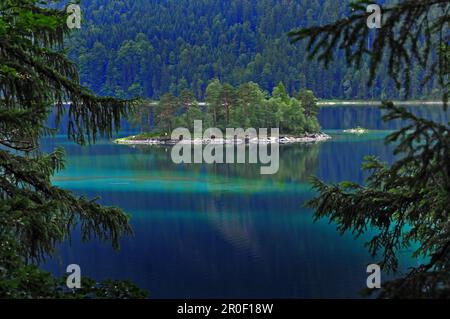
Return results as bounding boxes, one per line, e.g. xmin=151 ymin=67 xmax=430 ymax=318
xmin=343 ymin=128 xmax=368 ymax=134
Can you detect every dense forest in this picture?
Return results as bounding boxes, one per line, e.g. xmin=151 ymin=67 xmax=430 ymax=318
xmin=133 ymin=80 xmax=320 ymax=135
xmin=69 ymin=0 xmax=441 ymax=101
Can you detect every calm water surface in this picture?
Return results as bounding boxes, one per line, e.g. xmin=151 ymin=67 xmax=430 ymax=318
xmin=42 ymin=105 xmax=448 ymax=298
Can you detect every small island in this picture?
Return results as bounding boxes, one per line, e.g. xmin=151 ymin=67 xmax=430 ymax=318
xmin=343 ymin=126 xmax=369 ymax=135
xmin=118 ymin=80 xmax=331 ymax=145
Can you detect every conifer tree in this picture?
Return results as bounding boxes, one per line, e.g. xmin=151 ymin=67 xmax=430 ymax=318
xmin=0 ymin=0 xmax=146 ymax=298
xmin=289 ymin=0 xmax=450 ymax=298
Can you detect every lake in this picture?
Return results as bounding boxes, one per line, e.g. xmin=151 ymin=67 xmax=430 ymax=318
xmin=42 ymin=104 xmax=449 ymax=298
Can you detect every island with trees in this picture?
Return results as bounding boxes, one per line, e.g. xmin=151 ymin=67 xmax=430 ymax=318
xmin=116 ymin=80 xmax=331 ymax=145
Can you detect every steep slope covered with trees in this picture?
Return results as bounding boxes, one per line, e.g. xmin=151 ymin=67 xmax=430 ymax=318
xmin=69 ymin=0 xmax=442 ymax=100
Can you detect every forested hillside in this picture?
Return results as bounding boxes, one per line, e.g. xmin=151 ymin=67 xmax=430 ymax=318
xmin=69 ymin=0 xmax=441 ymax=100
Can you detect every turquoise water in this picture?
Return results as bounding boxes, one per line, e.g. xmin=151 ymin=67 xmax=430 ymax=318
xmin=41 ymin=105 xmax=448 ymax=298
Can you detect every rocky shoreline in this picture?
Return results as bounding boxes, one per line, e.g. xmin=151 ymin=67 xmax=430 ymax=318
xmin=114 ymin=132 xmax=332 ymax=146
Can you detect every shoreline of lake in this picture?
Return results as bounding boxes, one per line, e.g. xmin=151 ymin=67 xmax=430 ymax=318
xmin=318 ymin=100 xmax=444 ymax=106
xmin=109 ymin=100 xmax=444 ymax=108
xmin=114 ymin=132 xmax=332 ymax=146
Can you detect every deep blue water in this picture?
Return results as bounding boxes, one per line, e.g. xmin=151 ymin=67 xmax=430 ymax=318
xmin=41 ymin=105 xmax=448 ymax=298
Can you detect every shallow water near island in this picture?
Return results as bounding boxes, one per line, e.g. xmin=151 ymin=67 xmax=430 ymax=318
xmin=41 ymin=104 xmax=449 ymax=298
